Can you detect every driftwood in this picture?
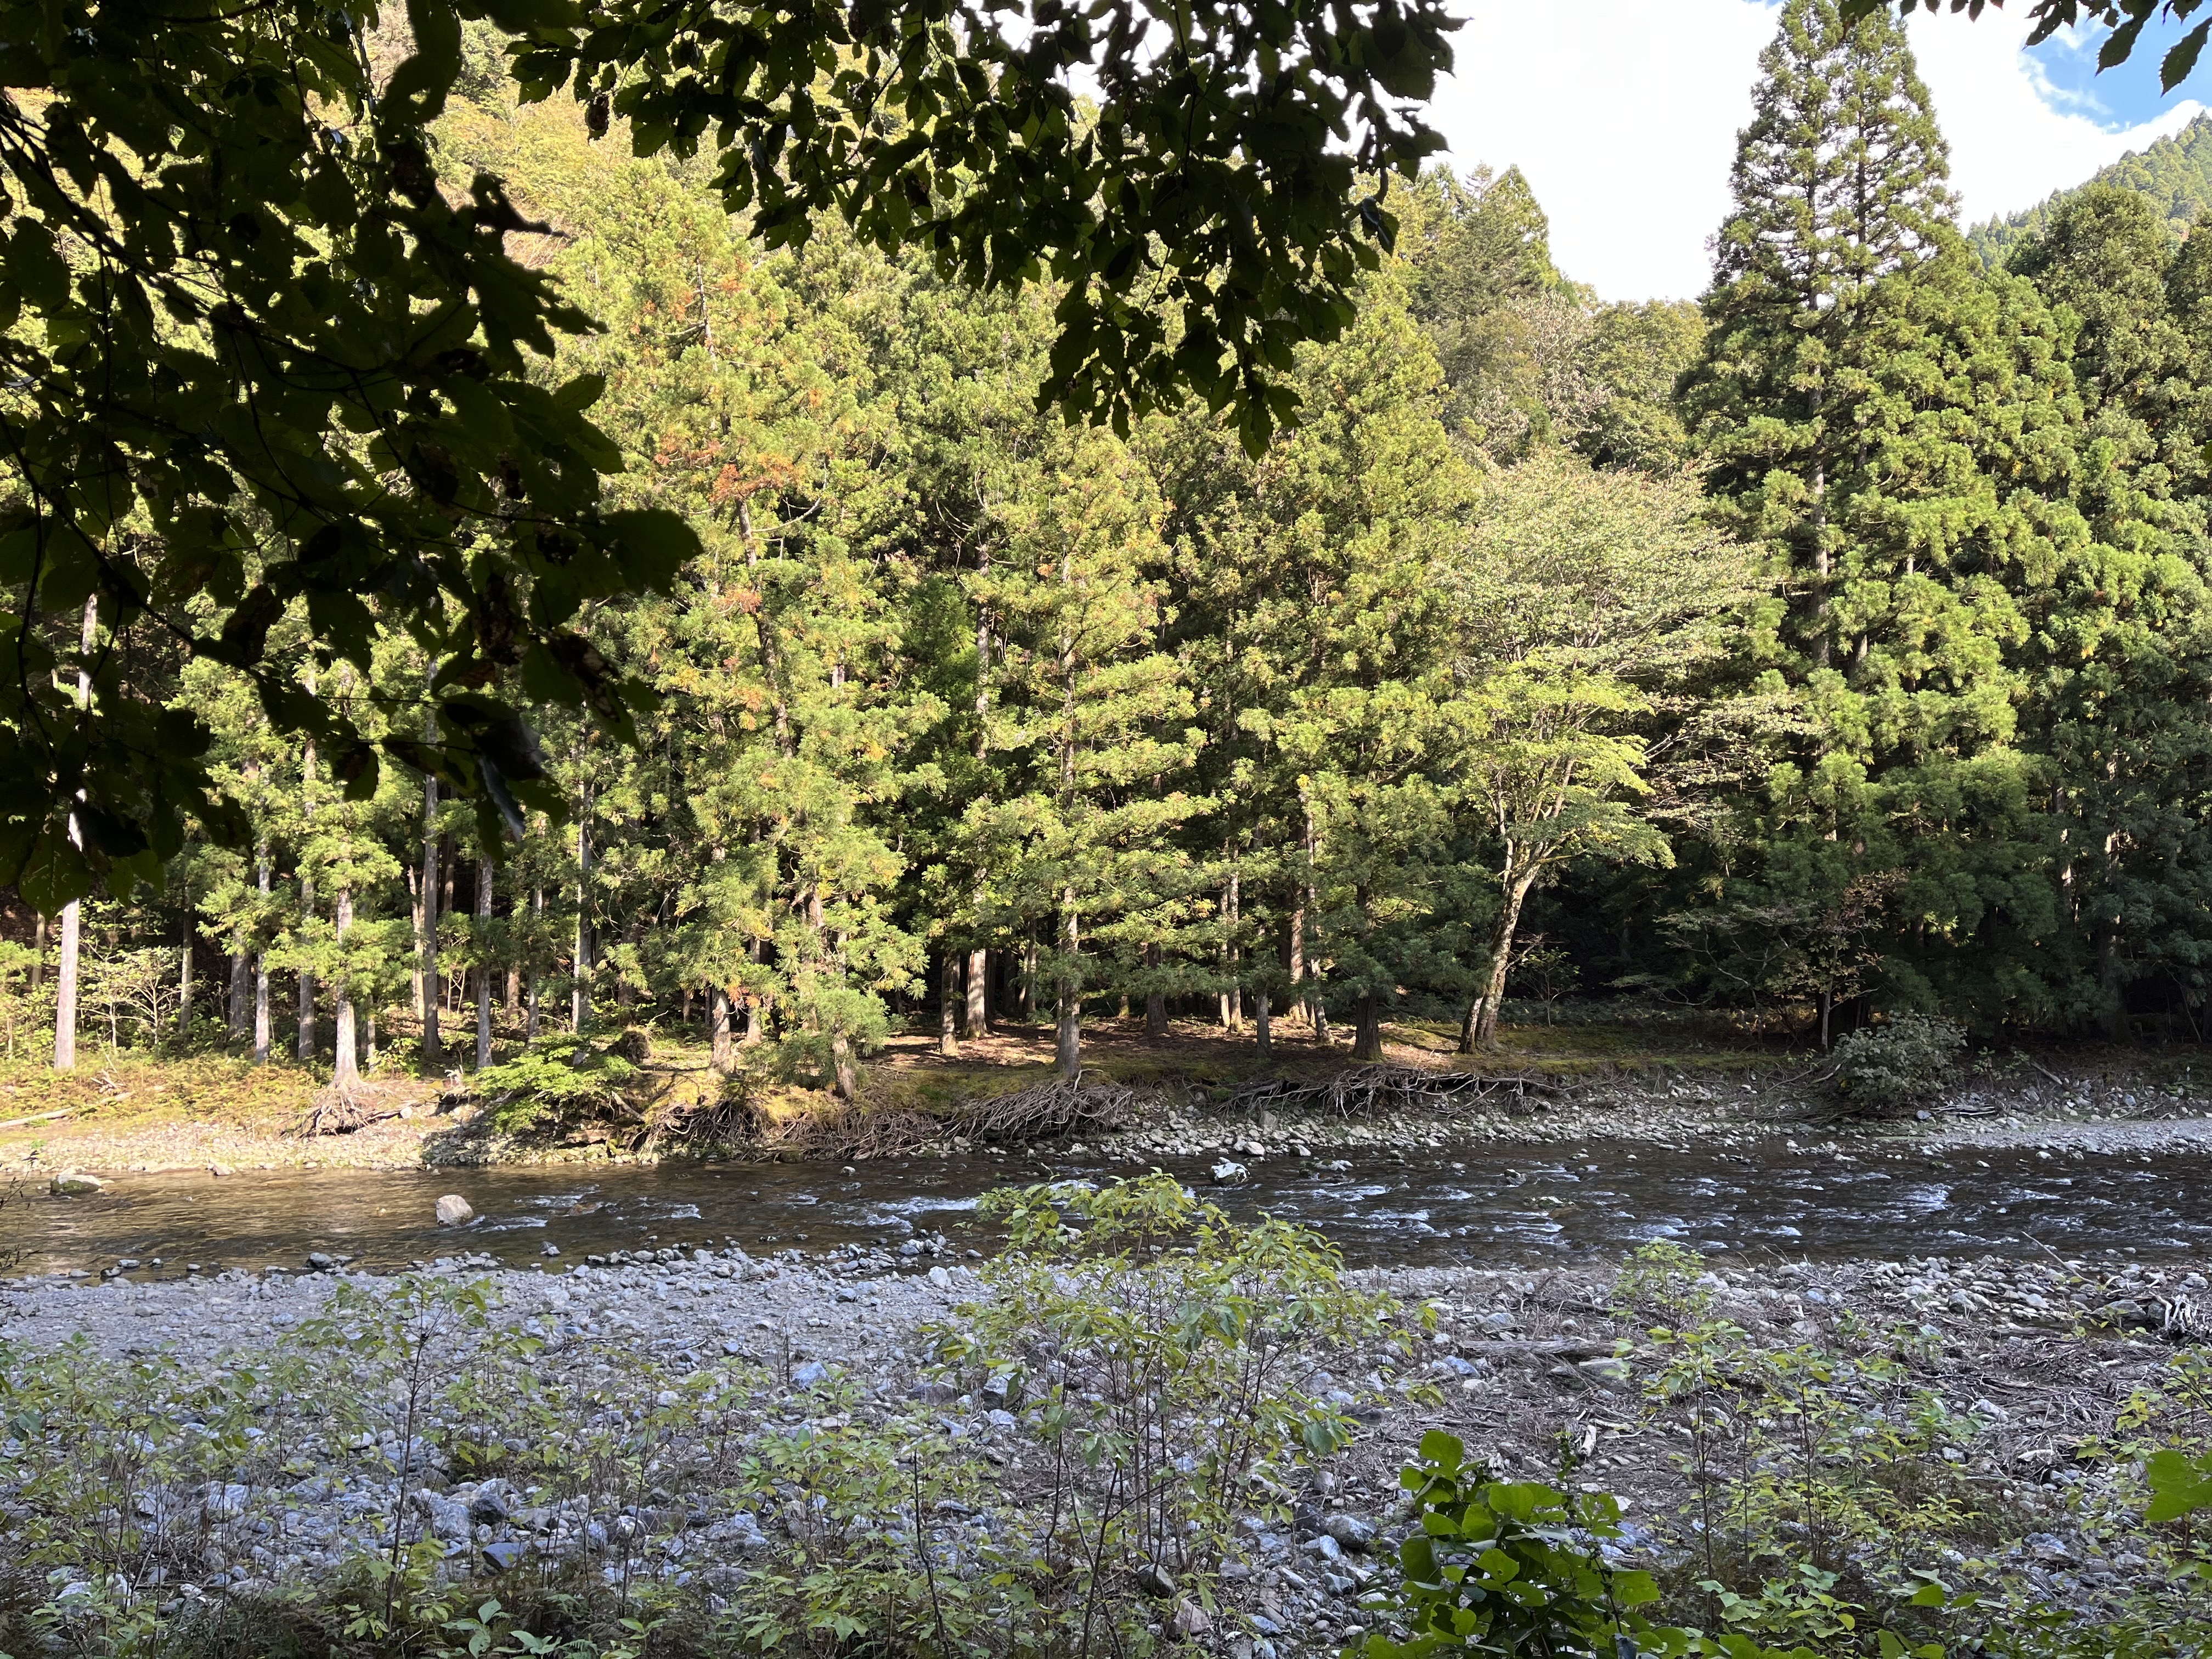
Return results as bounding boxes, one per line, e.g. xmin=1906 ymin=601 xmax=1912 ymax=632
xmin=0 ymin=1106 xmax=76 ymax=1132
xmin=771 ymin=1074 xmax=1149 ymax=1161
xmin=298 ymin=1085 xmax=374 ymax=1136
xmin=1226 ymin=1064 xmax=1563 ymax=1120
xmin=295 ymin=1078 xmax=425 ymax=1137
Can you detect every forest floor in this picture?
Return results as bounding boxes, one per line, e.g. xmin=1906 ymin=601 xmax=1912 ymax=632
xmin=1 ymin=1013 xmax=2208 ymax=1178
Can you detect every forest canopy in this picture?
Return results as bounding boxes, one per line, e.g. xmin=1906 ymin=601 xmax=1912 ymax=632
xmin=13 ymin=0 xmax=2212 ymax=1088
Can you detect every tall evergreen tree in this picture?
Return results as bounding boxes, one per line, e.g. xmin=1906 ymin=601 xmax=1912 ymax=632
xmin=1686 ymin=0 xmax=2100 ymax=1029
xmin=2008 ymin=188 xmax=2212 ymax=1031
xmin=1691 ymin=0 xmax=1955 ymax=673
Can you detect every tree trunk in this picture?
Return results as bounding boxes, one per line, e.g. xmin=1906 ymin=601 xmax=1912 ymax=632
xmin=1144 ymin=940 xmax=1167 ymax=1037
xmin=1352 ymin=992 xmax=1383 ymax=1063
xmin=1469 ymin=870 xmax=1537 ymax=1051
xmin=178 ymin=906 xmax=195 ymax=1048
xmin=832 ymin=1030 xmax=860 ymax=1099
xmin=1227 ymin=867 xmax=1242 ymax=1031
xmin=420 ymin=764 xmax=441 ymax=1065
xmin=964 ymin=945 xmax=988 ymax=1035
xmin=1021 ymin=939 xmax=1037 ymax=1020
xmin=709 ymin=986 xmax=734 ymax=1075
xmin=334 ymin=883 xmax=358 ymax=1086
xmin=228 ymin=943 xmax=250 ymax=1044
xmin=253 ymin=846 xmax=271 ymax=1064
xmin=53 ymin=593 xmax=97 ymax=1073
xmin=475 ymin=857 xmax=494 ymax=1069
xmin=53 ymin=898 xmax=79 ymax=1071
xmin=1056 ymin=899 xmax=1081 ymax=1078
xmin=743 ymin=935 xmax=765 ymax=1043
xmin=571 ymin=812 xmax=591 ymax=1035
xmin=1255 ymin=987 xmax=1272 ymax=1059
xmin=298 ymin=726 xmax=318 ymax=1063
xmin=939 ymin=951 xmax=960 ymax=1056
xmin=298 ymin=872 xmax=317 ymax=1062
xmin=1287 ymin=907 xmax=1305 ymax=1025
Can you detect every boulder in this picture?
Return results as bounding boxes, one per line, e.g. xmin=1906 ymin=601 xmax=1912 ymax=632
xmin=1210 ymin=1160 xmax=1249 ymax=1186
xmin=49 ymin=1170 xmax=106 ymax=1196
xmin=435 ymin=1194 xmax=473 ymax=1226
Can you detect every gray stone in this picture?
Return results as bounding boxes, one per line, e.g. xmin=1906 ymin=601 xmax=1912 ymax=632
xmin=408 ymin=1489 xmax=471 ymax=1542
xmin=1171 ymin=1599 xmax=1212 ymax=1637
xmin=435 ymin=1195 xmax=473 ymax=1226
xmin=1135 ymin=1562 xmax=1177 ymax=1598
xmin=1210 ymin=1160 xmax=1249 ymax=1185
xmin=1323 ymin=1514 xmax=1376 ymax=1551
xmin=467 ymin=1485 xmax=513 ymax=1525
xmin=791 ymin=1360 xmax=832 ymax=1390
xmin=482 ymin=1542 xmax=523 ymax=1572
xmin=49 ymin=1171 xmax=106 ymax=1196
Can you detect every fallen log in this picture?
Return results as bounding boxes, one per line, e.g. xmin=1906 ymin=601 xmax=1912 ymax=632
xmin=0 ymin=1106 xmax=76 ymax=1132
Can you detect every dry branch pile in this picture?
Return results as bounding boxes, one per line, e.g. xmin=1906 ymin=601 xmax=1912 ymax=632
xmin=770 ymin=1074 xmax=1149 ymax=1160
xmin=295 ymin=1078 xmax=425 ymax=1137
xmin=1225 ymin=1064 xmax=1562 ymax=1119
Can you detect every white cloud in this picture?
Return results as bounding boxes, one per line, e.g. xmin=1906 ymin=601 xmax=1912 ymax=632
xmin=1424 ymin=0 xmax=2200 ymax=303
xmin=1904 ymin=8 xmax=2199 ymax=227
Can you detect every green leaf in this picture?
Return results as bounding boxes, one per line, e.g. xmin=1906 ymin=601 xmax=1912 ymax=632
xmin=2145 ymin=1448 xmax=2212 ymax=1523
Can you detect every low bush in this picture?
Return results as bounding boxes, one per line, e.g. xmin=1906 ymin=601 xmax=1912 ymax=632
xmin=1830 ymin=1015 xmax=1966 ymax=1114
xmin=470 ymin=1038 xmax=642 ymax=1135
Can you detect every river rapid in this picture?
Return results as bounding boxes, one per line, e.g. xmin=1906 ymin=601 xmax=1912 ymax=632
xmin=9 ymin=1135 xmax=2212 ymax=1277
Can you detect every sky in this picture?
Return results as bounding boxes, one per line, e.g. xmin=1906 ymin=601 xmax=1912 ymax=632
xmin=1423 ymin=1 xmax=2211 ymax=302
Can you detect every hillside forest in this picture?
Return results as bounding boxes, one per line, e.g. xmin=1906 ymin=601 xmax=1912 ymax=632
xmin=21 ymin=0 xmax=2212 ymax=1092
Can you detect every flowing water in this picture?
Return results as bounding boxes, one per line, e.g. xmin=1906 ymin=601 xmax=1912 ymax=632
xmin=7 ymin=1140 xmax=2212 ymax=1277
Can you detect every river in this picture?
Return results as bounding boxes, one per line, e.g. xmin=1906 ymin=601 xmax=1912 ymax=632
xmin=8 ymin=1137 xmax=2212 ymax=1276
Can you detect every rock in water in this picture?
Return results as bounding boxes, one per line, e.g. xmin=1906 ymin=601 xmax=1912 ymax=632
xmin=49 ymin=1171 xmax=105 ymax=1195
xmin=1210 ymin=1160 xmax=1248 ymax=1186
xmin=435 ymin=1194 xmax=473 ymax=1226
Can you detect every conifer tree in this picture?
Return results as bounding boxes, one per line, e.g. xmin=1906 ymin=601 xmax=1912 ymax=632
xmin=1691 ymin=0 xmax=1955 ymax=673
xmin=2009 ymin=188 xmax=2212 ymax=1028
xmin=1685 ymin=0 xmax=2104 ymax=1026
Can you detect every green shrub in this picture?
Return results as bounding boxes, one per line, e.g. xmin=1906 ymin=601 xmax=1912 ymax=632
xmin=1830 ymin=1015 xmax=1966 ymax=1114
xmin=471 ymin=1039 xmax=640 ymax=1133
xmin=934 ymin=1172 xmax=1410 ymax=1648
xmin=1348 ymin=1429 xmax=1669 ymax=1659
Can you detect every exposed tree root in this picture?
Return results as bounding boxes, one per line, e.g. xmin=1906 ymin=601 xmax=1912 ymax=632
xmin=765 ymin=1074 xmax=1150 ymax=1160
xmin=1225 ymin=1064 xmax=1564 ymax=1119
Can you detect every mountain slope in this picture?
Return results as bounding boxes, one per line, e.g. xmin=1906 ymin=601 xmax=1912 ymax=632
xmin=1970 ymin=111 xmax=2212 ymax=266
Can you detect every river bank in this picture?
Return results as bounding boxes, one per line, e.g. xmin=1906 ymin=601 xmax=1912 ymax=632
xmin=7 ymin=1031 xmax=2212 ymax=1184
xmin=3 ymin=1234 xmax=2207 ymax=1658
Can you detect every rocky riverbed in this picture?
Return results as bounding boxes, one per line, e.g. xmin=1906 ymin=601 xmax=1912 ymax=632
xmin=4 ymin=1235 xmax=2207 ymax=1655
